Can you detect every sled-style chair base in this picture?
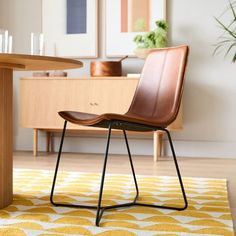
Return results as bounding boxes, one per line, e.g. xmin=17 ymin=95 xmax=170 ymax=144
xmin=50 ymin=120 xmax=188 ymax=226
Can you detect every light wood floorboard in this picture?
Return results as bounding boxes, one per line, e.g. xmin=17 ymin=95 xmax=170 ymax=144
xmin=13 ymin=151 xmax=236 ymax=231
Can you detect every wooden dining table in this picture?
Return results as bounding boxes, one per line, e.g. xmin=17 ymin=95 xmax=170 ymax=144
xmin=0 ymin=53 xmax=83 ymax=209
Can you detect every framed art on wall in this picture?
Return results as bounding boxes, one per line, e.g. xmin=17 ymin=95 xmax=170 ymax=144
xmin=42 ymin=0 xmax=98 ymax=58
xmin=106 ymin=0 xmax=166 ymax=57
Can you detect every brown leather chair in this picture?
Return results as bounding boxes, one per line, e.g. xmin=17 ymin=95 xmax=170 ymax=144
xmin=50 ymin=45 xmax=189 ymax=226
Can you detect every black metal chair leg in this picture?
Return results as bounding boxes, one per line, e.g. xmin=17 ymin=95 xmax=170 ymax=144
xmin=134 ymin=129 xmax=188 ymax=210
xmin=50 ymin=120 xmax=67 ymax=205
xmin=50 ymin=120 xmax=98 ymax=210
xmin=95 ymin=122 xmax=113 ymax=226
xmin=164 ymin=128 xmax=188 ymax=210
xmin=123 ymin=130 xmax=139 ymax=202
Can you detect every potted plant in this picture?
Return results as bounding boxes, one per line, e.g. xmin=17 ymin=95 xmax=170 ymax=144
xmin=133 ymin=19 xmax=168 ymax=58
xmin=214 ymin=0 xmax=236 ymax=62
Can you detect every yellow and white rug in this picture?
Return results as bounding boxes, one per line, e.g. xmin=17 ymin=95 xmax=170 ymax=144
xmin=0 ymin=169 xmax=234 ymax=236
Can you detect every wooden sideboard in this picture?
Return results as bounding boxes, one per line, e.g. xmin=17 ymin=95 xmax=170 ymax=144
xmin=20 ymin=77 xmax=183 ymax=161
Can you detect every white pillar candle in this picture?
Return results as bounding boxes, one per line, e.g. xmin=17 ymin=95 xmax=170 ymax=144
xmin=8 ymin=35 xmax=12 ymax=53
xmin=39 ymin=33 xmax=44 ymax=55
xmin=4 ymin=30 xmax=8 ymax=53
xmin=30 ymin=32 xmax=34 ymax=55
xmin=0 ymin=35 xmax=3 ymax=53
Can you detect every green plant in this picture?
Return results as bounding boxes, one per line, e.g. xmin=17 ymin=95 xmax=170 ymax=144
xmin=133 ymin=20 xmax=168 ymax=49
xmin=214 ymin=0 xmax=236 ymax=62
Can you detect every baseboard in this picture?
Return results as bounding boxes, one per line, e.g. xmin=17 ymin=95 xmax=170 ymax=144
xmin=14 ymin=134 xmax=236 ymax=158
xmin=163 ymin=140 xmax=236 ymax=158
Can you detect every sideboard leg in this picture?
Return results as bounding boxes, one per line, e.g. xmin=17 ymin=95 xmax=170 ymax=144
xmin=153 ymin=131 xmax=163 ymax=161
xmin=51 ymin=132 xmax=55 ymax=153
xmin=33 ymin=129 xmax=38 ymax=156
xmin=46 ymin=131 xmax=51 ymax=153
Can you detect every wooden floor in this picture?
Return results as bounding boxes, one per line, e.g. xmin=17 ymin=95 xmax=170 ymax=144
xmin=13 ymin=151 xmax=236 ymax=231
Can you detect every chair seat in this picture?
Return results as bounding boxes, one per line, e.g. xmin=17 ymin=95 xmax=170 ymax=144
xmin=59 ymin=111 xmax=164 ymax=132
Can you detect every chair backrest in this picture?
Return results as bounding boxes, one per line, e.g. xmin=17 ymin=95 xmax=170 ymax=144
xmin=126 ymin=45 xmax=189 ymax=127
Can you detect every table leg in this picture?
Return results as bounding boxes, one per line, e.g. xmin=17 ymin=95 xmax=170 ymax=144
xmin=153 ymin=131 xmax=163 ymax=162
xmin=0 ymin=68 xmax=13 ymax=209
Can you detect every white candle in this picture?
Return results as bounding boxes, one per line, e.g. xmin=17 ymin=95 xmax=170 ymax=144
xmin=30 ymin=32 xmax=34 ymax=55
xmin=0 ymin=35 xmax=2 ymax=53
xmin=39 ymin=33 xmax=44 ymax=55
xmin=4 ymin=30 xmax=8 ymax=53
xmin=8 ymin=35 xmax=12 ymax=53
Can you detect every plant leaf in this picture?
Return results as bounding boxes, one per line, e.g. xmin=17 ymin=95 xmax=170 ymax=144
xmin=213 ymin=38 xmax=236 ymax=54
xmin=213 ymin=44 xmax=225 ymax=55
xmin=224 ymin=42 xmax=236 ymax=57
xmin=232 ymin=52 xmax=236 ymax=62
xmin=215 ymin=17 xmax=236 ymax=39
xmin=229 ymin=0 xmax=236 ymax=20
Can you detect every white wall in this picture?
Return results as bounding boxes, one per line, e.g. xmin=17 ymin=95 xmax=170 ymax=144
xmin=1 ymin=0 xmax=236 ymax=158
